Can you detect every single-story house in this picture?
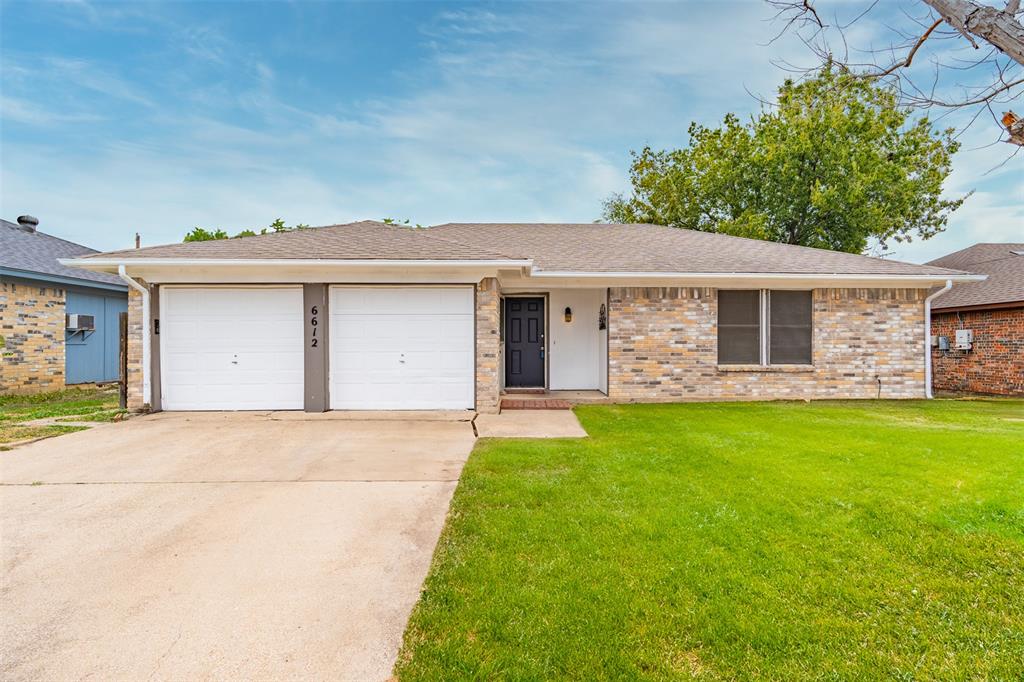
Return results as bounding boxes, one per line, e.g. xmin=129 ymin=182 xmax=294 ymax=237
xmin=62 ymin=221 xmax=983 ymax=413
xmin=1 ymin=216 xmax=129 ymax=394
xmin=926 ymin=243 xmax=1023 ymax=396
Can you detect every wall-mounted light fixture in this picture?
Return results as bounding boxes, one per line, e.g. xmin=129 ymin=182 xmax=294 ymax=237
xmin=564 ymin=306 xmax=573 ymax=323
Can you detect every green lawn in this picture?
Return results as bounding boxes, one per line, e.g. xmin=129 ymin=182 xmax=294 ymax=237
xmin=397 ymin=400 xmax=1024 ymax=680
xmin=0 ymin=386 xmax=123 ymax=447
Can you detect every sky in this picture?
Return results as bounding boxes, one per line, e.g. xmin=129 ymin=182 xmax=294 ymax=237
xmin=1 ymin=0 xmax=1020 ymax=263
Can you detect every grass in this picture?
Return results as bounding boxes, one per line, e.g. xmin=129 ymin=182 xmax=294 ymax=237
xmin=396 ymin=400 xmax=1024 ymax=681
xmin=0 ymin=386 xmax=123 ymax=445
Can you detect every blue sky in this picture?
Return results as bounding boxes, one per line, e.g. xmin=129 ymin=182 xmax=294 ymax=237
xmin=1 ymin=0 xmax=1020 ymax=262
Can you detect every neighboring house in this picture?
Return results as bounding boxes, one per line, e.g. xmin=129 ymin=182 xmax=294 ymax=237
xmin=63 ymin=221 xmax=982 ymax=413
xmin=926 ymin=243 xmax=1024 ymax=396
xmin=1 ymin=216 xmax=129 ymax=394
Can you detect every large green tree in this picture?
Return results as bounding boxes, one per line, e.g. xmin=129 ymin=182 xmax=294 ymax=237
xmin=603 ymin=68 xmax=965 ymax=253
xmin=182 ymin=218 xmax=308 ymax=242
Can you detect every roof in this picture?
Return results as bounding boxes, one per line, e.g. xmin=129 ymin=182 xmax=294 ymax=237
xmin=429 ymin=223 xmax=964 ymax=276
xmin=926 ymin=243 xmax=1024 ymax=310
xmin=80 ymin=221 xmax=520 ymax=262
xmin=76 ymin=220 xmax=968 ymax=278
xmin=1 ymin=219 xmax=128 ymax=290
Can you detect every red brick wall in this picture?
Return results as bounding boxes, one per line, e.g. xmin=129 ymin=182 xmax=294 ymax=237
xmin=931 ymin=307 xmax=1024 ymax=396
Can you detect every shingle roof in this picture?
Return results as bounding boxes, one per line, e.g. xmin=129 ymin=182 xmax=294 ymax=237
xmin=926 ymin=243 xmax=1024 ymax=310
xmin=1 ymin=219 xmax=127 ymax=288
xmin=80 ymin=221 xmax=521 ymax=261
xmin=429 ymin=223 xmax=964 ymax=276
xmin=79 ymin=220 xmax=968 ymax=278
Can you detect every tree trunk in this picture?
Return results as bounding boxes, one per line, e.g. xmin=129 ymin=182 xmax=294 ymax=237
xmin=923 ymin=0 xmax=1024 ymax=65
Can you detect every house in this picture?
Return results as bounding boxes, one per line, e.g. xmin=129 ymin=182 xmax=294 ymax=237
xmin=62 ymin=221 xmax=982 ymax=413
xmin=1 ymin=216 xmax=130 ymax=394
xmin=926 ymin=243 xmax=1024 ymax=396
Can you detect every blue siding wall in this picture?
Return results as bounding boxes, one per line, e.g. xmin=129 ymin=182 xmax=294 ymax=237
xmin=65 ymin=290 xmax=129 ymax=384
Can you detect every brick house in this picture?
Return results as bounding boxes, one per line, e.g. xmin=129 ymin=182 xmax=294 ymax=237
xmin=926 ymin=243 xmax=1024 ymax=396
xmin=1 ymin=216 xmax=129 ymax=395
xmin=62 ymin=221 xmax=982 ymax=413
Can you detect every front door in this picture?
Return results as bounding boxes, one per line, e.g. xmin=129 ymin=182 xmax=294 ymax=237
xmin=505 ymin=297 xmax=545 ymax=387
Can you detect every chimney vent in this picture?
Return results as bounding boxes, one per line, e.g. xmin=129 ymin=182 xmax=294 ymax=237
xmin=16 ymin=215 xmax=39 ymax=233
xmin=135 ymin=232 xmax=141 ymax=249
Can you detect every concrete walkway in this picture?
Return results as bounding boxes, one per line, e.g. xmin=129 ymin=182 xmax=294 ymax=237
xmin=1 ymin=412 xmax=475 ymax=681
xmin=475 ymin=410 xmax=588 ymax=438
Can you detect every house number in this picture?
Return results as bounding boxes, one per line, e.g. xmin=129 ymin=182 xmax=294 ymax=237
xmin=310 ymin=305 xmax=319 ymax=348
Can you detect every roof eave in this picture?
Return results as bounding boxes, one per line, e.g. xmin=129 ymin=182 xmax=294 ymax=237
xmin=527 ymin=270 xmax=986 ymax=284
xmin=60 ymin=257 xmax=534 ymax=272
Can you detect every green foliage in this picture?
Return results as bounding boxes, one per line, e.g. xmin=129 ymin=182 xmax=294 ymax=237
xmin=183 ymin=227 xmax=228 ymax=242
xmin=382 ymin=217 xmax=424 ymax=228
xmin=604 ymin=68 xmax=964 ymax=253
xmin=181 ymin=219 xmax=307 ymax=241
xmin=398 ymin=400 xmax=1024 ymax=680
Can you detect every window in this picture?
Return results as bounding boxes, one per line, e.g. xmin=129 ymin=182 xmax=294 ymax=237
xmin=769 ymin=291 xmax=812 ymax=364
xmin=718 ymin=290 xmax=812 ymax=365
xmin=718 ymin=290 xmax=761 ymax=364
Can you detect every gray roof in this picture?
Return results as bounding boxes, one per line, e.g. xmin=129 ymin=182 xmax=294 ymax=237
xmin=81 ymin=221 xmax=519 ymax=262
xmin=79 ymin=220 xmax=967 ymax=278
xmin=927 ymin=243 xmax=1024 ymax=310
xmin=1 ymin=219 xmax=128 ymax=289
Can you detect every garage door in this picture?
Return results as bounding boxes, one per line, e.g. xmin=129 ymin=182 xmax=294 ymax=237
xmin=330 ymin=287 xmax=474 ymax=410
xmin=160 ymin=287 xmax=304 ymax=410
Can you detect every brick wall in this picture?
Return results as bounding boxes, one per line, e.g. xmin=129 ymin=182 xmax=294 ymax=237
xmin=476 ymin=277 xmax=501 ymax=413
xmin=126 ymin=280 xmax=148 ymax=411
xmin=931 ymin=307 xmax=1024 ymax=396
xmin=608 ymin=287 xmax=927 ymax=401
xmin=0 ymin=278 xmax=66 ymax=394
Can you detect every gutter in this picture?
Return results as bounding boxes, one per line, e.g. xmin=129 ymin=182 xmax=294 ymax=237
xmin=527 ymin=270 xmax=986 ymax=284
xmin=61 ymin=258 xmax=534 ymax=270
xmin=117 ymin=265 xmax=151 ymax=408
xmin=924 ymin=279 xmax=953 ymax=399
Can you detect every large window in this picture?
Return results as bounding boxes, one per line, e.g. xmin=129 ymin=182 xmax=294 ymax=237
xmin=718 ymin=290 xmax=812 ymax=365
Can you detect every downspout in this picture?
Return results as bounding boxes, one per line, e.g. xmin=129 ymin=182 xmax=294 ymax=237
xmin=117 ymin=265 xmax=151 ymax=407
xmin=924 ymin=279 xmax=953 ymax=399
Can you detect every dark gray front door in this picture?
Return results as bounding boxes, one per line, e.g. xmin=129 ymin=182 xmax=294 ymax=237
xmin=505 ymin=297 xmax=544 ymax=387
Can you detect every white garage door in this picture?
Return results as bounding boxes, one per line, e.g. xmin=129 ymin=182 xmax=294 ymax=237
xmin=160 ymin=287 xmax=304 ymax=410
xmin=330 ymin=287 xmax=474 ymax=410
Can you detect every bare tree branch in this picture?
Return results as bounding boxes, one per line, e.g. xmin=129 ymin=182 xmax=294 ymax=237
xmin=767 ymin=0 xmax=1024 ymax=148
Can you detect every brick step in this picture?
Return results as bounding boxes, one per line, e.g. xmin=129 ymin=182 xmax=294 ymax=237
xmin=500 ymin=399 xmax=573 ymax=410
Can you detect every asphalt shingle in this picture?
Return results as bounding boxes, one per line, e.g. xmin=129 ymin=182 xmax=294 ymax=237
xmin=77 ymin=220 xmax=968 ymax=277
xmin=1 ymin=219 xmax=127 ymax=288
xmin=926 ymin=243 xmax=1024 ymax=310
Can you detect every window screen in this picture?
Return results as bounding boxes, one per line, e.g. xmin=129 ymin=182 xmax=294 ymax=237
xmin=769 ymin=291 xmax=812 ymax=364
xmin=718 ymin=290 xmax=761 ymax=364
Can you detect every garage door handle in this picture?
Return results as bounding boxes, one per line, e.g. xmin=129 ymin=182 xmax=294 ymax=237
xmin=231 ymin=361 xmax=238 ymax=365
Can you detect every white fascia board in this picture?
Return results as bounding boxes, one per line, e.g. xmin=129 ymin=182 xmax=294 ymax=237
xmin=59 ymin=258 xmax=533 ymax=271
xmin=527 ymin=270 xmax=986 ymax=284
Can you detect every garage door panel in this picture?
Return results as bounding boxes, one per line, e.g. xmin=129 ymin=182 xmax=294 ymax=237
xmin=161 ymin=287 xmax=303 ymax=411
xmin=329 ymin=287 xmax=474 ymax=410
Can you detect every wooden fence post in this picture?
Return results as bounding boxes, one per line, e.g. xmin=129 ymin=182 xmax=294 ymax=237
xmin=118 ymin=312 xmax=128 ymax=410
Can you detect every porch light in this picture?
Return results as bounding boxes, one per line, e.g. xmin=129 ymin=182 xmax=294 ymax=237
xmin=564 ymin=307 xmax=573 ymax=323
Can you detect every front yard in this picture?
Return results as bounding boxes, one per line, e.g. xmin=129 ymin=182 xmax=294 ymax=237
xmin=397 ymin=400 xmax=1024 ymax=680
xmin=0 ymin=386 xmax=124 ymax=448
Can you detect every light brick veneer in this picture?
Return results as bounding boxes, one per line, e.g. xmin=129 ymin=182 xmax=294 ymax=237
xmin=126 ymin=280 xmax=148 ymax=411
xmin=608 ymin=287 xmax=927 ymax=401
xmin=476 ymin=277 xmax=501 ymax=413
xmin=0 ymin=279 xmax=66 ymax=395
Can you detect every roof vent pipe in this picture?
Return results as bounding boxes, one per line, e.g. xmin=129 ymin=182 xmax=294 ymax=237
xmin=16 ymin=215 xmax=39 ymax=233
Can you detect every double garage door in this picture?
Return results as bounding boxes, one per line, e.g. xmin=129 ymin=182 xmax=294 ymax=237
xmin=160 ymin=286 xmax=474 ymax=411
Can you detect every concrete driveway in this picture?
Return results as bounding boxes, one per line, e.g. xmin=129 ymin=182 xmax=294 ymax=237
xmin=1 ymin=412 xmax=476 ymax=681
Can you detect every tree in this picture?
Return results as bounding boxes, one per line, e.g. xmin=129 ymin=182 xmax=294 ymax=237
xmin=768 ymin=0 xmax=1024 ymax=147
xmin=181 ymin=219 xmax=306 ymax=242
xmin=183 ymin=227 xmax=228 ymax=242
xmin=603 ymin=68 xmax=964 ymax=254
